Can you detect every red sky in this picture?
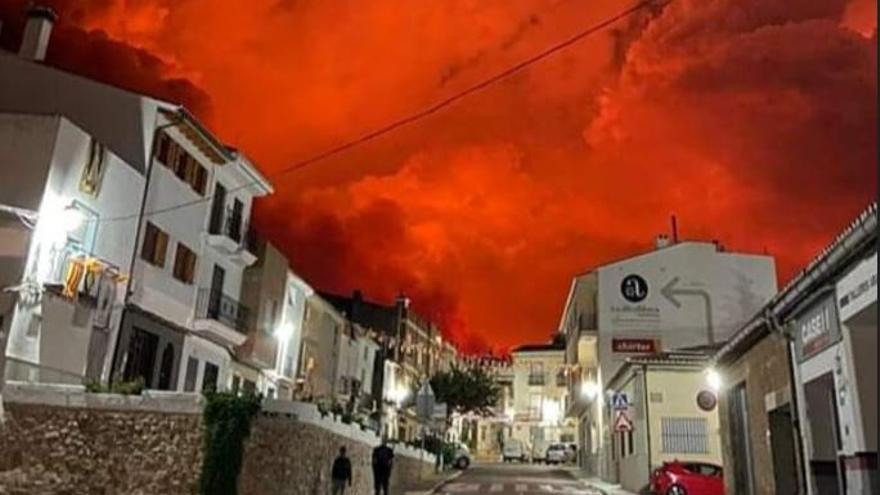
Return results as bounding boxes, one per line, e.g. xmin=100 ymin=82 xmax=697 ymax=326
xmin=0 ymin=0 xmax=876 ymax=353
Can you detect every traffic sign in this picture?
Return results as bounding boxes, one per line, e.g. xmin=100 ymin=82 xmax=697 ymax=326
xmin=612 ymin=392 xmax=629 ymax=411
xmin=614 ymin=411 xmax=633 ymax=432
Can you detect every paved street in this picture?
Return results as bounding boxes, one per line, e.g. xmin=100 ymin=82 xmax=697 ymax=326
xmin=436 ymin=464 xmax=602 ymax=495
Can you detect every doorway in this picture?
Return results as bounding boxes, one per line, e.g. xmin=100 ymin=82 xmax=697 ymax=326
xmin=769 ymin=404 xmax=800 ymax=494
xmin=208 ymin=265 xmax=225 ymax=319
xmin=123 ymin=327 xmax=159 ymax=387
xmin=729 ymin=381 xmax=756 ymax=495
xmin=208 ymin=183 xmax=226 ymax=234
xmin=804 ymin=372 xmax=845 ymax=494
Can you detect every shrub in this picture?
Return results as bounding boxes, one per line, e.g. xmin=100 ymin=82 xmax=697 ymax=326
xmin=198 ymin=392 xmax=262 ymax=495
xmin=84 ymin=377 xmax=145 ymax=395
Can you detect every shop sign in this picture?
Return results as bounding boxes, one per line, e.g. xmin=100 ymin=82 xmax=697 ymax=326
xmin=794 ymin=294 xmax=840 ymax=362
xmin=837 ymin=253 xmax=877 ymax=322
xmin=696 ymin=390 xmax=717 ymax=411
xmin=612 ymin=338 xmax=657 ymax=354
xmin=621 ymin=274 xmax=649 ymax=303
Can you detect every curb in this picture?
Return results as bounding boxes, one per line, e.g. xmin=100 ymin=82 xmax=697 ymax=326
xmin=404 ymin=469 xmax=464 ymax=495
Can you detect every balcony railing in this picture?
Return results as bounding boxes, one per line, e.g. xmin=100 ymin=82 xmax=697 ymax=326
xmin=528 ymin=373 xmax=545 ymax=386
xmin=195 ymin=288 xmax=251 ymax=334
xmin=208 ymin=206 xmax=257 ymax=254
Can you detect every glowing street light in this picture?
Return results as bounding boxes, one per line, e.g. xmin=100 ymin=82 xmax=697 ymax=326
xmin=581 ymin=380 xmax=600 ymax=399
xmin=706 ymin=369 xmax=722 ymax=392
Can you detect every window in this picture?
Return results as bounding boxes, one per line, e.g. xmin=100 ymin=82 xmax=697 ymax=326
xmin=154 ymin=132 xmax=207 ymax=196
xmin=141 ymin=222 xmax=169 ymax=267
xmin=556 ymin=370 xmax=567 ymax=387
xmin=67 ymin=202 xmax=98 ymax=254
xmin=172 ymin=243 xmax=197 ymax=284
xmin=202 ymin=362 xmax=219 ymax=392
xmin=661 ymin=417 xmax=709 ymax=454
xmin=183 ymin=357 xmax=199 ymax=392
xmin=231 ymin=375 xmax=241 ymax=395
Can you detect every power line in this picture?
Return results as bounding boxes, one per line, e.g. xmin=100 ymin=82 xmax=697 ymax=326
xmin=95 ymin=0 xmax=668 ymax=224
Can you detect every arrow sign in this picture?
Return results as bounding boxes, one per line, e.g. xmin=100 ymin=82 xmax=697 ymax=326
xmin=661 ymin=276 xmax=715 ymax=344
xmin=614 ymin=411 xmax=633 ymax=432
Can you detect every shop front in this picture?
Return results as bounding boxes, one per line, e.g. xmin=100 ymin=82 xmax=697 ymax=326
xmin=792 ymin=250 xmax=878 ymax=495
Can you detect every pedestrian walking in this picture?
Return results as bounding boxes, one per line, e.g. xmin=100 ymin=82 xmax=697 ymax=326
xmin=331 ymin=446 xmax=352 ymax=495
xmin=372 ymin=438 xmax=395 ymax=495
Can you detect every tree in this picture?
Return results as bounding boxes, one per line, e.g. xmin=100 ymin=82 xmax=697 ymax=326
xmin=429 ymin=364 xmax=501 ymax=417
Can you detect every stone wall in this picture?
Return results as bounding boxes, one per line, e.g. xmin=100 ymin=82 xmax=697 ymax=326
xmin=0 ymin=397 xmax=204 ymax=494
xmin=0 ymin=384 xmax=436 ymax=495
xmin=240 ymin=416 xmax=435 ymax=495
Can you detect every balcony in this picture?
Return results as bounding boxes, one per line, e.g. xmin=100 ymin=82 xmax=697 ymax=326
xmin=528 ymin=373 xmax=546 ymax=386
xmin=193 ymin=288 xmax=251 ymax=346
xmin=206 ymin=206 xmax=258 ymax=266
xmin=566 ymin=366 xmax=599 ymax=418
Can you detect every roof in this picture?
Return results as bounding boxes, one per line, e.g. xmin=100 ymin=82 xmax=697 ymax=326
xmin=512 ymin=341 xmax=565 ymax=353
xmin=606 ymin=349 xmax=712 ymax=388
xmin=714 ymin=203 xmax=877 ymax=366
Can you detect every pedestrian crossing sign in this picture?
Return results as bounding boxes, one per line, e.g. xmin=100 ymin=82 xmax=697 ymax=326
xmin=614 ymin=411 xmax=633 ymax=432
xmin=612 ymin=392 xmax=628 ymax=411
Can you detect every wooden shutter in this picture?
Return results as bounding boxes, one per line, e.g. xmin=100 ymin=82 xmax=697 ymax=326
xmin=185 ymin=248 xmax=197 ymax=283
xmin=142 ymin=223 xmax=157 ymax=263
xmin=154 ymin=229 xmax=168 ymax=267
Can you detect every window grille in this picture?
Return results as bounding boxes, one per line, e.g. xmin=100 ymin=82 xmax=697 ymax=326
xmin=661 ymin=417 xmax=709 ymax=454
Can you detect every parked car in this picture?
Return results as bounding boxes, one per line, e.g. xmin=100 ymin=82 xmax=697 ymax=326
xmin=452 ymin=443 xmax=471 ymax=469
xmin=650 ymin=461 xmax=724 ymax=495
xmin=502 ymin=438 xmax=528 ymax=462
xmin=531 ymin=439 xmax=551 ymax=463
xmin=545 ymin=443 xmax=568 ymax=464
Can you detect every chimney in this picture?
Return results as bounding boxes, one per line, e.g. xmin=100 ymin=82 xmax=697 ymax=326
xmin=19 ymin=5 xmax=57 ymax=61
xmin=352 ymin=289 xmax=363 ymax=302
xmin=655 ymin=234 xmax=670 ymax=250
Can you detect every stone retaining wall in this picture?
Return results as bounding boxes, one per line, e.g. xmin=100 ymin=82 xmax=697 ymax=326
xmin=0 ymin=384 xmax=435 ymax=495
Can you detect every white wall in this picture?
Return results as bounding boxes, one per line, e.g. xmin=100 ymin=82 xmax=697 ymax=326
xmin=2 ymin=115 xmax=142 ymax=379
xmin=596 ymin=242 xmax=777 ymax=388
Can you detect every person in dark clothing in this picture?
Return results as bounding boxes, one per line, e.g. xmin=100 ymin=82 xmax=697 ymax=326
xmin=372 ymin=439 xmax=395 ymax=495
xmin=331 ymin=446 xmax=352 ymax=495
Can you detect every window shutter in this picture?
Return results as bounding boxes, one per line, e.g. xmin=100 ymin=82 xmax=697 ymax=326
xmin=186 ymin=249 xmax=197 ymax=283
xmin=155 ymin=230 xmax=168 ymax=267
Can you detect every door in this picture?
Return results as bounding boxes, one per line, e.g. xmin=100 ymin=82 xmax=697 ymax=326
xmin=804 ymin=373 xmax=845 ymax=495
xmin=123 ymin=327 xmax=159 ymax=388
xmin=769 ymin=404 xmax=800 ymax=495
xmin=156 ymin=343 xmax=176 ymax=390
xmin=728 ymin=382 xmax=756 ymax=495
xmin=208 ymin=183 xmax=226 ymax=234
xmin=230 ymin=198 xmax=243 ymax=241
xmin=208 ymin=265 xmax=225 ymax=318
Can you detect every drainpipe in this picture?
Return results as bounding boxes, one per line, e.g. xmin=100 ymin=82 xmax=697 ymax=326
xmin=642 ymin=364 xmax=652 ymax=483
xmin=108 ymin=113 xmax=183 ymax=384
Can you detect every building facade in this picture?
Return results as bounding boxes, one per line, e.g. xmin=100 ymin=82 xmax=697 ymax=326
xmin=561 ymin=238 xmax=778 ymax=483
xmin=509 ymin=339 xmax=577 ymax=460
xmin=713 ymin=203 xmax=877 ymax=495
xmin=605 ymin=350 xmax=723 ymax=494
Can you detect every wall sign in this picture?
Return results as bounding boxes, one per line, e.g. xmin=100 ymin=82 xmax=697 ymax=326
xmin=794 ymin=294 xmax=840 ymax=362
xmin=696 ymin=390 xmax=717 ymax=411
xmin=612 ymin=338 xmax=657 ymax=354
xmin=621 ymin=274 xmax=649 ymax=303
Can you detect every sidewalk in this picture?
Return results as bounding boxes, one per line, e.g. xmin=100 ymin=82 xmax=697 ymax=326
xmin=564 ymin=467 xmax=638 ymax=495
xmin=401 ymin=468 xmax=463 ymax=495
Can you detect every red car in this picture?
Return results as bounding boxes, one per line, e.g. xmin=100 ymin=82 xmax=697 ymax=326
xmin=650 ymin=461 xmax=724 ymax=495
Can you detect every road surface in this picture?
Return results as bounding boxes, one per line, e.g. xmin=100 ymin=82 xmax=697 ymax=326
xmin=436 ymin=464 xmax=602 ymax=495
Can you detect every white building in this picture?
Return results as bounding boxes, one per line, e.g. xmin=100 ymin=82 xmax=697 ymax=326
xmin=0 ymin=8 xmax=273 ymax=393
xmin=508 ymin=339 xmax=577 ymax=460
xmin=334 ymin=322 xmax=379 ymax=409
xmin=0 ymin=113 xmax=143 ymax=385
xmin=561 ymin=238 xmax=777 ymax=483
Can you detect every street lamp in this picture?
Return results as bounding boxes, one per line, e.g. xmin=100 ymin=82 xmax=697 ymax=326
xmin=705 ymin=368 xmax=722 ymax=392
xmin=580 ymin=380 xmax=600 ymax=400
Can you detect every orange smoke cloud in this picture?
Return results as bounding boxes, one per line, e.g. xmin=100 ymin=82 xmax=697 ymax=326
xmin=0 ymin=0 xmax=874 ymax=352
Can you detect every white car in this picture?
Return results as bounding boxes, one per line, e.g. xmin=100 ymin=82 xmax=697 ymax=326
xmin=545 ymin=443 xmax=568 ymax=464
xmin=502 ymin=439 xmax=528 ymax=462
xmin=452 ymin=443 xmax=471 ymax=469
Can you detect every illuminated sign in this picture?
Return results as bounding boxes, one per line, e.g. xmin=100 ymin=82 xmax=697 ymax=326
xmin=612 ymin=338 xmax=657 ymax=354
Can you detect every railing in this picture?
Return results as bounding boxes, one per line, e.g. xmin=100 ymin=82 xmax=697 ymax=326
xmin=195 ymin=288 xmax=251 ymax=334
xmin=528 ymin=373 xmax=545 ymax=386
xmin=208 ymin=206 xmax=257 ymax=255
